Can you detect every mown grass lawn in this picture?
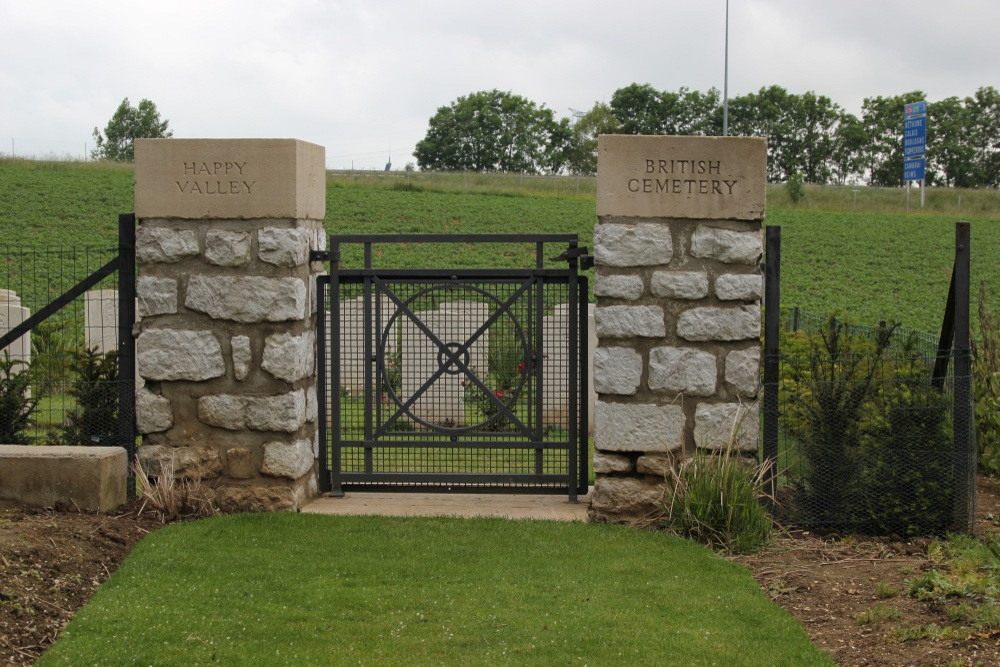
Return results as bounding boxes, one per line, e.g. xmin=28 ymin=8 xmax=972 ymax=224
xmin=39 ymin=514 xmax=832 ymax=666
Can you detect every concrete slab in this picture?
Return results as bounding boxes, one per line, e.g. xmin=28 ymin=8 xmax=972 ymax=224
xmin=301 ymin=489 xmax=592 ymax=522
xmin=0 ymin=445 xmax=127 ymax=512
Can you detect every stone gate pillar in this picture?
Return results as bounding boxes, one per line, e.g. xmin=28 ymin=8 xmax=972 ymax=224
xmin=590 ymin=135 xmax=767 ymax=523
xmin=133 ymin=139 xmax=326 ymax=511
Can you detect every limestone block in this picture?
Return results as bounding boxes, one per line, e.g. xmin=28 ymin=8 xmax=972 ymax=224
xmin=213 ymin=485 xmax=300 ymax=513
xmin=596 ymin=135 xmax=767 ymax=221
xmin=690 ymin=226 xmax=762 ymax=265
xmin=135 ymin=387 xmax=173 ymax=434
xmin=715 ymin=273 xmax=762 ymax=301
xmin=595 ymin=305 xmax=665 ymax=338
xmin=232 ymin=335 xmax=252 ymax=381
xmin=594 ymin=223 xmax=673 ymax=267
xmin=677 ymin=305 xmax=761 ymax=342
xmin=693 ymin=402 xmax=759 ymax=452
xmin=306 ymin=385 xmax=317 ymax=423
xmin=205 ymin=229 xmax=252 ymax=267
xmin=197 ymin=390 xmax=307 ymax=433
xmin=593 ymin=451 xmax=634 ymax=474
xmin=137 ymin=277 xmax=178 ymax=317
xmin=137 ymin=444 xmax=223 ymax=480
xmin=593 ymin=347 xmax=642 ymax=396
xmin=594 ymin=273 xmax=645 ymax=301
xmin=225 ymin=447 xmax=257 ymax=479
xmin=261 ymin=439 xmax=314 ymax=479
xmin=725 ymin=347 xmax=761 ymax=398
xmin=0 ymin=445 xmax=127 ymax=512
xmin=594 ymin=400 xmax=685 ymax=452
xmin=590 ymin=476 xmax=664 ymax=522
xmin=637 ymin=453 xmax=676 ymax=477
xmin=262 ymin=331 xmax=315 ymax=383
xmin=137 ymin=329 xmax=225 ymax=381
xmin=648 ymin=346 xmax=717 ymax=397
xmin=258 ymin=227 xmax=312 ymax=267
xmin=136 ymin=226 xmax=199 ymax=264
xmin=650 ymin=271 xmax=709 ymax=300
xmin=185 ymin=276 xmax=307 ymax=323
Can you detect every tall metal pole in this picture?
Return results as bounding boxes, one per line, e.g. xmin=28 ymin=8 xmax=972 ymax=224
xmin=723 ymin=0 xmax=730 ymax=136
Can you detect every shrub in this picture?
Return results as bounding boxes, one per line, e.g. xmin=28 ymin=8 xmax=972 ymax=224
xmin=660 ymin=411 xmax=774 ymax=554
xmin=784 ymin=318 xmax=893 ymax=530
xmin=59 ymin=348 xmax=119 ymax=445
xmin=0 ymin=352 xmax=38 ymax=444
xmin=29 ymin=319 xmax=76 ymax=398
xmin=972 ymin=280 xmax=1000 ymax=476
xmin=786 ymin=172 xmax=805 ymax=204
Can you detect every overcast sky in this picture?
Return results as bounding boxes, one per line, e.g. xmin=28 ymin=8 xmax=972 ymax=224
xmin=2 ymin=0 xmax=997 ymax=169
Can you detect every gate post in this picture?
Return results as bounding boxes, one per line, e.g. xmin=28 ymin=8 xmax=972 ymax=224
xmin=132 ymin=139 xmax=327 ymax=511
xmin=590 ymin=135 xmax=767 ymax=522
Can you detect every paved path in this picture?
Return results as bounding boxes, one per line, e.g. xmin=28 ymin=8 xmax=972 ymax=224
xmin=302 ymin=489 xmax=591 ymax=522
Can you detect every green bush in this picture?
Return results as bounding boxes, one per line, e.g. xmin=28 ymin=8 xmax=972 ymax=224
xmin=783 ymin=318 xmax=893 ymax=530
xmin=58 ymin=348 xmax=119 ymax=445
xmin=0 ymin=352 xmax=38 ymax=444
xmin=786 ymin=172 xmax=805 ymax=204
xmin=972 ymin=281 xmax=1000 ymax=476
xmin=781 ymin=317 xmax=960 ymax=535
xmin=858 ymin=354 xmax=955 ymax=536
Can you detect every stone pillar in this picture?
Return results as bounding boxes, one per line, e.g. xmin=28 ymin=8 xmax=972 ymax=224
xmin=132 ymin=139 xmax=326 ymax=511
xmin=590 ymin=135 xmax=766 ymax=523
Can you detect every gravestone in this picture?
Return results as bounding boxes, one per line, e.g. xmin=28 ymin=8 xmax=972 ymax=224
xmin=133 ymin=138 xmax=326 ymax=511
xmin=591 ymin=135 xmax=766 ymax=522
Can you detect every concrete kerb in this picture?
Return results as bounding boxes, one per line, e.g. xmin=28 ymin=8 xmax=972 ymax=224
xmin=302 ymin=488 xmax=592 ymax=521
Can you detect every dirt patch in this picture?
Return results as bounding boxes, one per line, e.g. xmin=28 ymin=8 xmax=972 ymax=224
xmin=728 ymin=476 xmax=1000 ymax=666
xmin=2 ymin=480 xmax=1000 ymax=666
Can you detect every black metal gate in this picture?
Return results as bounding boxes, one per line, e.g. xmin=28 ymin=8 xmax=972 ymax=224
xmin=316 ymin=235 xmax=589 ymax=499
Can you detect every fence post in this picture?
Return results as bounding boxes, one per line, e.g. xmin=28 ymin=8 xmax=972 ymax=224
xmin=116 ymin=212 xmax=137 ymax=496
xmin=952 ymin=221 xmax=974 ymax=532
xmin=763 ymin=226 xmax=781 ymax=494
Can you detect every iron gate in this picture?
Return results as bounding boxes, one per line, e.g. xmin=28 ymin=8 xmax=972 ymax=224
xmin=316 ymin=235 xmax=589 ymax=499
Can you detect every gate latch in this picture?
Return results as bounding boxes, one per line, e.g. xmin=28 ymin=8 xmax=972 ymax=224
xmin=549 ymin=246 xmax=594 ymax=270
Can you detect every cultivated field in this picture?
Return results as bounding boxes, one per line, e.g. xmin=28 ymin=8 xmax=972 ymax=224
xmin=2 ymin=158 xmax=999 ymax=332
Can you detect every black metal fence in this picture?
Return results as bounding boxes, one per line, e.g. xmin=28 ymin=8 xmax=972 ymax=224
xmin=318 ymin=234 xmax=589 ymax=499
xmin=762 ymin=224 xmax=976 ymax=536
xmin=0 ymin=214 xmax=136 ymax=458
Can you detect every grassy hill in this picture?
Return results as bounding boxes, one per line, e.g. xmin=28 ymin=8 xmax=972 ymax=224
xmin=2 ymin=157 xmax=999 ymax=332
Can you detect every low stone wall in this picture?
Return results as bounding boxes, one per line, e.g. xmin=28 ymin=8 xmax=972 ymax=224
xmin=0 ymin=445 xmax=127 ymax=512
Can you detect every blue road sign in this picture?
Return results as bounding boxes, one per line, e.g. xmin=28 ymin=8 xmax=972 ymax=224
xmin=904 ymin=157 xmax=925 ymax=181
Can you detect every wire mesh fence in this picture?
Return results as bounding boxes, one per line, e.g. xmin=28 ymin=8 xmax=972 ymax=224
xmin=765 ymin=309 xmax=976 ymax=536
xmin=0 ymin=245 xmax=127 ymax=446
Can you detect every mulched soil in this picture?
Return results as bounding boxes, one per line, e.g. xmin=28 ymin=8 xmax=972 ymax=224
xmin=2 ymin=479 xmax=1000 ymax=666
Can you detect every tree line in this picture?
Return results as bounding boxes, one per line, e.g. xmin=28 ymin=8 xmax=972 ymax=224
xmin=414 ymin=85 xmax=1000 ymax=188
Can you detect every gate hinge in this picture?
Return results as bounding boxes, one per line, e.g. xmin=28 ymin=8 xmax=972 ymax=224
xmin=310 ymin=250 xmax=332 ymax=262
xmin=550 ymin=246 xmax=594 ymax=270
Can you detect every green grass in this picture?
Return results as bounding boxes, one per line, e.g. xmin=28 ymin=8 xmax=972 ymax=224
xmin=39 ymin=514 xmax=832 ymax=666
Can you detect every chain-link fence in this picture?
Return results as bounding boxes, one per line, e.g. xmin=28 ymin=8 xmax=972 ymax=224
xmin=0 ymin=230 xmax=135 ymax=451
xmin=764 ymin=309 xmax=976 ymax=536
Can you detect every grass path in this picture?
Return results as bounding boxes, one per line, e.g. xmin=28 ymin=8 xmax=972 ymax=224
xmin=40 ymin=514 xmax=832 ymax=666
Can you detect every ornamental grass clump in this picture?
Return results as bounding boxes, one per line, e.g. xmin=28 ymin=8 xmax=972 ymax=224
xmin=659 ymin=412 xmax=774 ymax=554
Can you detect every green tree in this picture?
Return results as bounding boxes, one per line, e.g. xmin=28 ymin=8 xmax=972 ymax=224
xmin=965 ymin=86 xmax=1000 ymax=187
xmin=608 ymin=84 xmax=721 ymax=136
xmin=413 ymin=90 xmax=566 ymax=173
xmin=91 ymin=97 xmax=172 ymax=162
xmin=830 ymin=112 xmax=866 ymax=185
xmin=564 ymin=102 xmax=620 ymax=175
xmin=928 ymin=96 xmax=976 ymax=187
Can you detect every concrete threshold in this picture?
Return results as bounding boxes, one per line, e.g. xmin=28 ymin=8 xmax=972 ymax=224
xmin=301 ymin=489 xmax=591 ymax=522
